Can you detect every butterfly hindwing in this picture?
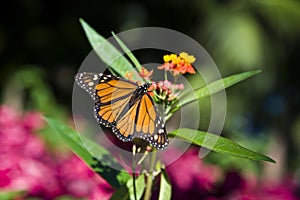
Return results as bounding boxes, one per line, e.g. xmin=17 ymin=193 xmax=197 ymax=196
xmin=113 ymin=93 xmax=169 ymax=150
xmin=135 ymin=94 xmax=168 ymax=150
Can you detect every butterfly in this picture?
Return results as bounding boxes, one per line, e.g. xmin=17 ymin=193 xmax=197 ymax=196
xmin=74 ymin=72 xmax=169 ymax=150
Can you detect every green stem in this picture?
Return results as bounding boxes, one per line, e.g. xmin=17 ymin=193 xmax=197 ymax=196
xmin=174 ymin=74 xmax=178 ymax=84
xmin=133 ymin=173 xmax=137 ymax=200
xmin=165 ymin=113 xmax=173 ymax=122
xmin=164 ymin=70 xmax=168 ymax=81
xmin=143 ymin=151 xmax=157 ymax=200
xmin=132 ymin=145 xmax=137 ymax=200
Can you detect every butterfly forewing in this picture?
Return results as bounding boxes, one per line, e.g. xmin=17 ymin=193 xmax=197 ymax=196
xmin=75 ymin=72 xmax=102 ymax=101
xmin=95 ymin=75 xmax=137 ymax=127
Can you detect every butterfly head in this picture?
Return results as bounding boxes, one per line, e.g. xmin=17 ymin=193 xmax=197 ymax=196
xmin=137 ymin=82 xmax=152 ymax=94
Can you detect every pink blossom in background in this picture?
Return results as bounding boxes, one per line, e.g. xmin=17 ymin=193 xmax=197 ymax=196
xmin=58 ymin=155 xmax=114 ymax=199
xmin=0 ymin=105 xmax=113 ymax=199
xmin=228 ymin=178 xmax=298 ymax=200
xmin=0 ymin=106 xmax=62 ymax=198
xmin=23 ymin=112 xmax=45 ymax=130
xmin=166 ymin=148 xmax=220 ymax=191
xmin=165 ymin=147 xmax=299 ymax=200
xmin=165 ymin=148 xmax=221 ymax=200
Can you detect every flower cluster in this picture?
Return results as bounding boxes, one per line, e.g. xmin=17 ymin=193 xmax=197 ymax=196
xmin=150 ymin=52 xmax=196 ymax=102
xmin=0 ymin=106 xmax=113 ymax=199
xmin=126 ymin=53 xmax=195 ymax=104
xmin=125 ymin=67 xmax=154 ymax=83
xmin=158 ymin=52 xmax=196 ymax=75
xmin=139 ymin=67 xmax=153 ymax=80
xmin=125 ymin=65 xmax=185 ymax=103
xmin=151 ymin=80 xmax=184 ymax=101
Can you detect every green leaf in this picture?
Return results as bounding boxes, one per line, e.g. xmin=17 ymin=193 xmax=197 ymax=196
xmin=126 ymin=175 xmax=146 ymax=200
xmin=56 ymin=195 xmax=85 ymax=200
xmin=112 ymin=32 xmax=142 ymax=71
xmin=171 ymin=70 xmax=261 ymax=113
xmin=158 ymin=170 xmax=171 ymax=200
xmin=45 ymin=117 xmax=131 ymax=188
xmin=168 ymin=128 xmax=276 ymax=163
xmin=79 ymin=18 xmax=142 ymax=81
xmin=110 ymin=185 xmax=129 ymax=200
xmin=0 ymin=190 xmax=26 ymax=200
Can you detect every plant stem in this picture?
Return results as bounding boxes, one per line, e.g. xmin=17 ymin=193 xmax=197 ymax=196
xmin=143 ymin=151 xmax=157 ymax=200
xmin=174 ymin=74 xmax=178 ymax=84
xmin=132 ymin=145 xmax=137 ymax=200
xmin=164 ymin=70 xmax=168 ymax=81
xmin=165 ymin=113 xmax=173 ymax=122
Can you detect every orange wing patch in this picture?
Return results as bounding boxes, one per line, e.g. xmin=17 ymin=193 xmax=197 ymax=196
xmin=115 ymin=103 xmax=138 ymax=138
xmin=136 ymin=95 xmax=157 ymax=135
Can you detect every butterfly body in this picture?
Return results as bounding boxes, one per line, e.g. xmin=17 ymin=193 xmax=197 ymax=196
xmin=75 ymin=72 xmax=169 ymax=150
xmin=128 ymin=83 xmax=151 ymax=107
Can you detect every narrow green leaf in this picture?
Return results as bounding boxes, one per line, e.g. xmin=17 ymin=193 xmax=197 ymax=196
xmin=45 ymin=117 xmax=93 ymax=163
xmin=79 ymin=18 xmax=141 ymax=81
xmin=169 ymin=128 xmax=276 ymax=163
xmin=0 ymin=190 xmax=26 ymax=200
xmin=112 ymin=32 xmax=142 ymax=71
xmin=126 ymin=174 xmax=145 ymax=200
xmin=158 ymin=170 xmax=171 ymax=200
xmin=172 ymin=70 xmax=261 ymax=113
xmin=56 ymin=195 xmax=83 ymax=200
xmin=45 ymin=117 xmax=131 ymax=188
xmin=81 ymin=137 xmax=131 ymax=187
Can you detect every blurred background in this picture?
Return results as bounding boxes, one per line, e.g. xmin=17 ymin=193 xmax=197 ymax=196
xmin=0 ymin=0 xmax=300 ymax=199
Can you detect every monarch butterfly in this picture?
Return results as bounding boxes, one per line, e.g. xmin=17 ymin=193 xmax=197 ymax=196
xmin=75 ymin=72 xmax=169 ymax=150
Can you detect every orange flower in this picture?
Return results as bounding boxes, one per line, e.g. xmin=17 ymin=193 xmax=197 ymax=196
xmin=139 ymin=67 xmax=153 ymax=80
xmin=125 ymin=67 xmax=153 ymax=84
xmin=125 ymin=71 xmax=134 ymax=82
xmin=173 ymin=61 xmax=195 ymax=75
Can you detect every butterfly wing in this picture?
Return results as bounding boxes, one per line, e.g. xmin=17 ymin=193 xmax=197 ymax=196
xmin=75 ymin=72 xmax=169 ymax=150
xmin=75 ymin=72 xmax=138 ymax=128
xmin=112 ymin=93 xmax=169 ymax=150
xmin=94 ymin=74 xmax=138 ymax=127
xmin=75 ymin=72 xmax=102 ymax=101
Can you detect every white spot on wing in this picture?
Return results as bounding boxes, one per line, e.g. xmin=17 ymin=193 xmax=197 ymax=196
xmin=88 ymin=82 xmax=94 ymax=86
